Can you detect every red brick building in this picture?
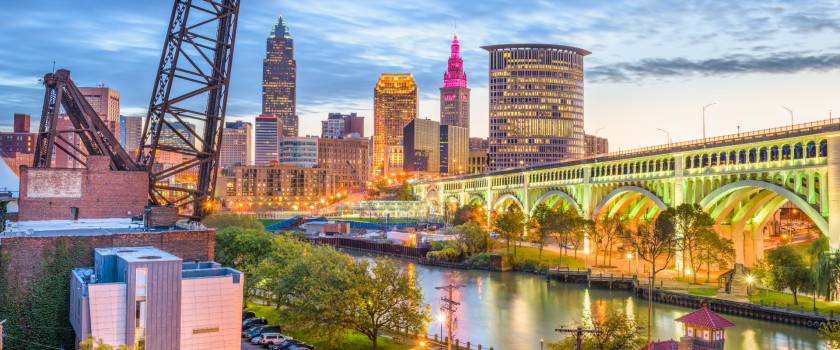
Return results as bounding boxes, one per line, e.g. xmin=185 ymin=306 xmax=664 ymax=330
xmin=18 ymin=155 xmax=148 ymax=221
xmin=0 ymin=113 xmax=36 ymax=158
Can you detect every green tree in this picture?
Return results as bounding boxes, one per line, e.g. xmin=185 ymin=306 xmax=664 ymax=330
xmin=811 ymin=236 xmax=840 ymax=301
xmin=597 ymin=214 xmax=624 ymax=267
xmin=622 ymin=213 xmax=676 ymax=287
xmin=756 ymin=245 xmax=811 ymax=305
xmin=696 ymin=231 xmax=736 ymax=283
xmin=493 ymin=205 xmax=526 ymax=255
xmin=395 ymin=182 xmax=415 ymax=200
xmin=203 ymin=212 xmax=264 ymax=230
xmin=79 ymin=335 xmax=134 ymax=350
xmin=666 ymin=203 xmax=726 ymax=283
xmin=819 ymin=321 xmax=840 ymax=350
xmin=452 ymin=203 xmax=487 ymax=227
xmin=547 ymin=312 xmax=647 ymax=350
xmin=450 ymin=221 xmax=494 ymax=255
xmin=531 ymin=204 xmax=555 ymax=259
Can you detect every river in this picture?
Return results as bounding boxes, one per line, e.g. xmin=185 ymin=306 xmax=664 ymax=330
xmin=346 ymin=250 xmax=823 ymax=350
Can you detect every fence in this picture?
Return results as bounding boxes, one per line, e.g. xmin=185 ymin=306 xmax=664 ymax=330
xmin=308 ymin=237 xmax=430 ymax=259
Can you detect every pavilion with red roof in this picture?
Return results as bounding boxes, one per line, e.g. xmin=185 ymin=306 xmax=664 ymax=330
xmin=640 ymin=304 xmax=735 ymax=350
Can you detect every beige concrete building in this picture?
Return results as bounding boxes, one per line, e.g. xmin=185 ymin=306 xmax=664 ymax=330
xmin=584 ymin=133 xmax=609 ymax=156
xmin=440 ymin=125 xmax=468 ymax=175
xmin=373 ymin=74 xmax=417 ymax=172
xmin=482 ymin=44 xmax=590 ymax=170
xmin=403 ymin=118 xmax=440 ymax=175
xmin=468 ymin=148 xmax=488 ymax=174
xmin=384 ymin=145 xmax=404 ymax=176
xmin=79 ymin=86 xmax=121 ymax=141
xmin=220 ymin=121 xmax=253 ymax=167
xmin=221 ymin=165 xmax=334 ymax=212
xmin=317 ymin=136 xmax=369 ymax=193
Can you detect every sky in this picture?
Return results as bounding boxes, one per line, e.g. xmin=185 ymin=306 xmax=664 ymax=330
xmin=1 ymin=0 xmax=839 ymax=151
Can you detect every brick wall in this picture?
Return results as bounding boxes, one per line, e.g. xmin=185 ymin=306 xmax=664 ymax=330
xmin=17 ymin=155 xmax=149 ymax=221
xmin=0 ymin=229 xmax=215 ymax=295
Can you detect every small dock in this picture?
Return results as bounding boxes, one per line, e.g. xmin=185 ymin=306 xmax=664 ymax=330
xmin=547 ymin=267 xmax=637 ymax=289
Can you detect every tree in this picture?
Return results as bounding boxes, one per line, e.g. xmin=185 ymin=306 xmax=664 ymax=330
xmin=621 ymin=213 xmax=676 ymax=287
xmin=395 ymin=182 xmax=415 ymax=200
xmin=588 ymin=216 xmax=606 ymax=266
xmin=79 ymin=335 xmax=133 ymax=350
xmin=666 ymin=203 xmax=730 ymax=283
xmin=811 ymin=236 xmax=840 ymax=301
xmin=696 ymin=232 xmax=736 ymax=283
xmin=203 ymin=212 xmax=264 ymax=230
xmin=756 ymin=245 xmax=811 ymax=305
xmin=819 ymin=321 xmax=840 ymax=350
xmin=214 ymin=226 xmax=278 ymax=270
xmin=450 ymin=221 xmax=494 ymax=255
xmin=531 ymin=204 xmax=555 ymax=259
xmin=452 ymin=203 xmax=487 ymax=227
xmin=597 ymin=215 xmax=624 ymax=267
xmin=493 ymin=205 xmax=526 ymax=255
xmin=547 ymin=312 xmax=647 ymax=350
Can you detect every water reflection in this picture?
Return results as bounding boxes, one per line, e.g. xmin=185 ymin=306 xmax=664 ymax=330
xmin=348 ymin=251 xmax=822 ymax=350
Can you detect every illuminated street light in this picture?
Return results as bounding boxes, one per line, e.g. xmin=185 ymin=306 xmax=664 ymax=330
xmin=702 ymin=102 xmax=717 ymax=141
xmin=747 ymin=276 xmax=755 ymax=303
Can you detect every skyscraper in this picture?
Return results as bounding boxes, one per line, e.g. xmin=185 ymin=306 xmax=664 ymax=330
xmin=373 ymin=73 xmax=418 ymax=171
xmin=78 ymin=86 xmax=121 ymax=141
xmin=439 ymin=124 xmax=468 ymax=175
xmin=440 ymin=32 xmax=470 ymax=130
xmin=262 ymin=14 xmax=298 ymax=137
xmin=220 ymin=121 xmax=253 ymax=167
xmin=255 ymin=115 xmax=281 ymax=166
xmin=321 ymin=113 xmax=365 ymax=139
xmin=120 ymin=115 xmax=144 ymax=156
xmin=482 ymin=44 xmax=590 ymax=170
xmin=403 ymin=118 xmax=440 ymax=175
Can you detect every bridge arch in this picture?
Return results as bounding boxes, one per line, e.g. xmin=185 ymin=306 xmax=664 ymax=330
xmin=467 ymin=194 xmax=487 ymax=207
xmin=592 ymin=186 xmax=668 ymax=219
xmin=494 ymin=193 xmax=524 ymax=212
xmin=530 ymin=190 xmax=583 ymax=216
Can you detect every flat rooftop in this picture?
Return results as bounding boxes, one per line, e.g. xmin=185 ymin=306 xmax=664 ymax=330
xmin=1 ymin=218 xmax=199 ymax=242
xmin=96 ymin=246 xmax=181 ymax=263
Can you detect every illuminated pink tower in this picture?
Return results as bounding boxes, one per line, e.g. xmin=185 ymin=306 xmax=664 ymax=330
xmin=440 ymin=31 xmax=470 ymax=129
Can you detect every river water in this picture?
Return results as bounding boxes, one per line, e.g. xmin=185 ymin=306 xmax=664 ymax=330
xmin=346 ymin=251 xmax=823 ymax=350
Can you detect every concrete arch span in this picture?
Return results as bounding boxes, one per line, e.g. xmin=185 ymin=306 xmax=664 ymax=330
xmin=530 ymin=190 xmax=583 ymax=216
xmin=494 ymin=193 xmax=524 ymax=212
xmin=467 ymin=194 xmax=487 ymax=207
xmin=592 ymin=186 xmax=668 ymax=220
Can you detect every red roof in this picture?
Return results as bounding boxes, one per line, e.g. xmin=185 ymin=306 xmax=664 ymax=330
xmin=674 ymin=305 xmax=735 ymax=329
xmin=639 ymin=340 xmax=715 ymax=350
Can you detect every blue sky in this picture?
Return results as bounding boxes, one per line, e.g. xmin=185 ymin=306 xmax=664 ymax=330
xmin=1 ymin=0 xmax=839 ymax=150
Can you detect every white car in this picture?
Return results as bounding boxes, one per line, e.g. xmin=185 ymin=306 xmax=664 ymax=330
xmin=260 ymin=333 xmax=292 ymax=347
xmin=250 ymin=334 xmax=263 ymax=345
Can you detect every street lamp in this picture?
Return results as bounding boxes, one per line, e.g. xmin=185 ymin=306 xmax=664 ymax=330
xmin=438 ymin=313 xmax=445 ymax=339
xmin=541 ymin=338 xmax=544 ymax=350
xmin=702 ymin=102 xmax=717 ymax=141
xmin=781 ymin=106 xmax=794 ymax=128
xmin=747 ymin=276 xmax=754 ymax=303
xmin=626 ymin=252 xmax=633 ymax=274
xmin=656 ymin=128 xmax=671 ymax=145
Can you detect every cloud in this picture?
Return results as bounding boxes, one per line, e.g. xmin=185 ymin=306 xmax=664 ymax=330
xmin=588 ymin=51 xmax=840 ymax=83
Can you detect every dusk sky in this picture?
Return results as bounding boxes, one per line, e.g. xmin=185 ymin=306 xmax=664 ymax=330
xmin=1 ymin=0 xmax=839 ymax=150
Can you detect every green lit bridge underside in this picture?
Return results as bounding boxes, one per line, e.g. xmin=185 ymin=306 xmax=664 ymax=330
xmin=414 ymin=119 xmax=840 ymax=266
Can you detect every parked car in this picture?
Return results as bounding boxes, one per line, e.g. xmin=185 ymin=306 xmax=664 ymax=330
xmin=270 ymin=340 xmax=303 ymax=350
xmin=242 ymin=317 xmax=268 ymax=330
xmin=243 ymin=311 xmax=256 ymax=320
xmin=244 ymin=325 xmax=283 ymax=341
xmin=288 ymin=344 xmax=316 ymax=350
xmin=242 ymin=325 xmax=263 ymax=338
xmin=250 ymin=334 xmax=264 ymax=345
xmin=260 ymin=333 xmax=292 ymax=347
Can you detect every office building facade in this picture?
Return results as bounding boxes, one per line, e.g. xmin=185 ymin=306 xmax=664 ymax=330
xmin=468 ymin=148 xmax=488 ymax=174
xmin=78 ymin=86 xmax=121 ymax=141
xmin=262 ymin=14 xmax=298 ymax=137
xmin=221 ymin=165 xmax=334 ymax=212
xmin=440 ymin=125 xmax=468 ymax=176
xmin=583 ymin=133 xmax=609 ymax=156
xmin=70 ymin=246 xmax=243 ymax=349
xmin=220 ymin=121 xmax=253 ymax=167
xmin=317 ymin=137 xmax=369 ymax=193
xmin=384 ymin=145 xmax=404 ymax=176
xmin=440 ymin=32 xmax=470 ymax=130
xmin=278 ymin=136 xmax=318 ymax=167
xmin=482 ymin=44 xmax=590 ymax=170
xmin=321 ymin=112 xmax=365 ymax=139
xmin=1 ymin=114 xmax=35 ymax=158
xmin=255 ymin=115 xmax=281 ymax=165
xmin=120 ymin=115 xmax=144 ymax=156
xmin=403 ymin=118 xmax=440 ymax=175
xmin=373 ymin=73 xmax=418 ymax=171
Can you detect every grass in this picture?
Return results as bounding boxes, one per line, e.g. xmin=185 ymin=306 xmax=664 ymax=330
xmin=332 ymin=217 xmax=422 ymax=223
xmin=494 ymin=245 xmax=586 ymax=269
xmin=244 ymin=301 xmax=414 ymax=350
xmin=749 ymin=288 xmax=840 ymax=314
xmin=687 ymin=288 xmax=719 ymax=297
xmin=258 ymin=219 xmax=283 ymax=227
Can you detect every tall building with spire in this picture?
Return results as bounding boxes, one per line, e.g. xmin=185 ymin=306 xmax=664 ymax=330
xmin=373 ymin=74 xmax=418 ymax=172
xmin=263 ymin=14 xmax=298 ymax=137
xmin=440 ymin=32 xmax=470 ymax=130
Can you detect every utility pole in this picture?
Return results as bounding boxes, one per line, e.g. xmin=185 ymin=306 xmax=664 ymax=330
xmin=1 ymin=319 xmax=6 ymax=350
xmin=435 ymin=284 xmax=465 ymax=350
xmin=555 ymin=327 xmax=601 ymax=350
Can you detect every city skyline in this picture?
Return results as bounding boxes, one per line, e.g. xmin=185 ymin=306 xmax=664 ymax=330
xmin=1 ymin=1 xmax=839 ymax=152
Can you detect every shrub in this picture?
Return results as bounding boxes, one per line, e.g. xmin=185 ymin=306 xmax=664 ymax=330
xmin=468 ymin=253 xmax=491 ymax=268
xmin=511 ymin=256 xmax=549 ymax=274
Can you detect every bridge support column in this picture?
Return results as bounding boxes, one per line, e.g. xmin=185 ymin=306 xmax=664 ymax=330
xmin=523 ymin=172 xmax=530 ymax=239
xmin=673 ymin=154 xmax=684 ymax=206
xmin=719 ymin=225 xmax=746 ymax=265
xmin=486 ymin=178 xmax=492 ymax=227
xmin=828 ymin=135 xmax=840 ymax=249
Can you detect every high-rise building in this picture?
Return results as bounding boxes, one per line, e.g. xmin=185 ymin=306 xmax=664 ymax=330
xmin=262 ymin=14 xmax=298 ymax=137
xmin=78 ymin=86 xmax=121 ymax=141
xmin=440 ymin=32 xmax=470 ymax=130
xmin=482 ymin=44 xmax=590 ymax=170
xmin=120 ymin=115 xmax=144 ymax=156
xmin=439 ymin=125 xmax=469 ymax=175
xmin=1 ymin=114 xmax=35 ymax=159
xmin=70 ymin=246 xmax=243 ymax=349
xmin=373 ymin=74 xmax=418 ymax=171
xmin=321 ymin=113 xmax=365 ymax=139
xmin=403 ymin=118 xmax=440 ymax=175
xmin=278 ymin=136 xmax=318 ymax=168
xmin=158 ymin=121 xmax=196 ymax=149
xmin=220 ymin=121 xmax=253 ymax=167
xmin=255 ymin=115 xmax=281 ymax=166
xmin=13 ymin=113 xmax=30 ymax=133
xmin=584 ymin=133 xmax=609 ymax=156
xmin=317 ymin=136 xmax=369 ymax=193
xmin=469 ymin=137 xmax=489 ymax=149
xmin=468 ymin=148 xmax=488 ymax=174
xmin=384 ymin=145 xmax=404 ymax=176
xmin=221 ymin=165 xmax=334 ymax=211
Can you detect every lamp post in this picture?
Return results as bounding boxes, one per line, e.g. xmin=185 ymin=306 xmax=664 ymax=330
xmin=747 ymin=276 xmax=754 ymax=303
xmin=541 ymin=338 xmax=544 ymax=350
xmin=626 ymin=252 xmax=633 ymax=274
xmin=656 ymin=128 xmax=671 ymax=145
xmin=781 ymin=106 xmax=794 ymax=128
xmin=702 ymin=102 xmax=717 ymax=141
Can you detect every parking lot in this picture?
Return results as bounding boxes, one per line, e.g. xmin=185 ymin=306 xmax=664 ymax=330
xmin=241 ymin=337 xmax=270 ymax=350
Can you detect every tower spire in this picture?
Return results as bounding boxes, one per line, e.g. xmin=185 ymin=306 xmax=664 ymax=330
xmin=443 ymin=31 xmax=466 ymax=88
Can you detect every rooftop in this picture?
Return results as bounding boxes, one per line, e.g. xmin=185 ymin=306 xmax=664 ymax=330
xmin=675 ymin=305 xmax=736 ymax=329
xmin=480 ymin=43 xmax=591 ymax=56
xmin=1 ymin=218 xmax=200 ymax=243
xmin=95 ymin=246 xmax=181 ymax=263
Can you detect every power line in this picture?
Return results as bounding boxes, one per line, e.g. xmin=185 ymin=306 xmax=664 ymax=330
xmin=435 ymin=284 xmax=464 ymax=350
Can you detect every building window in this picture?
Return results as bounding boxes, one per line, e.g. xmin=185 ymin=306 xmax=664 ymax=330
xmin=135 ymin=268 xmax=147 ymax=350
